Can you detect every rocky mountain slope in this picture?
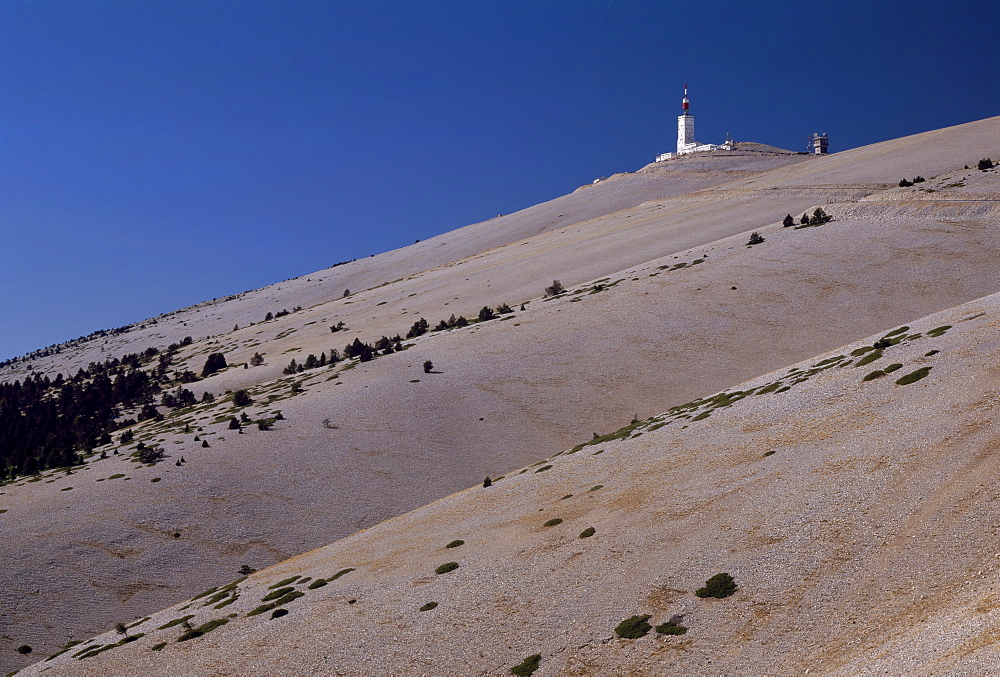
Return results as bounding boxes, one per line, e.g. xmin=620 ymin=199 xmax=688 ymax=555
xmin=2 ymin=116 xmax=998 ymax=674
xmin=22 ymin=291 xmax=1000 ymax=676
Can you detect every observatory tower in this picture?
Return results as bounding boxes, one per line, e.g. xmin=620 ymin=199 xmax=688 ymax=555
xmin=656 ymin=84 xmax=730 ymax=162
xmin=677 ymin=84 xmax=695 ymax=152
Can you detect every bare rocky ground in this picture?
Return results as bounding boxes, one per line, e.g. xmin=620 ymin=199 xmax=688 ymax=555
xmin=20 ymin=292 xmax=1000 ymax=676
xmin=2 ymin=116 xmax=998 ymax=674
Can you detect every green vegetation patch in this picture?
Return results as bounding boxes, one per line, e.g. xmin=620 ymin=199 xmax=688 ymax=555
xmin=45 ymin=640 xmax=82 ymax=661
xmin=534 ymin=464 xmax=553 ymax=473
xmin=435 ymin=562 xmax=460 ymax=575
xmin=862 ymin=370 xmax=888 ymax=382
xmin=307 ymin=579 xmax=328 ymax=590
xmin=261 ymin=586 xmax=295 ymax=602
xmin=695 ymin=572 xmax=737 ymax=598
xmin=192 ymin=587 xmax=219 ymax=601
xmin=246 ymin=590 xmax=305 ymax=617
xmin=328 ymin=567 xmax=355 ymax=581
xmin=895 ymin=366 xmax=932 ymax=385
xmin=510 ymin=653 xmax=542 ymax=676
xmin=543 ymin=518 xmax=563 ymax=527
xmin=267 ymin=575 xmax=300 ymax=589
xmin=445 ymin=539 xmax=465 ymax=549
xmin=579 ymin=527 xmax=596 ymax=538
xmin=926 ymin=324 xmax=952 ymax=337
xmin=589 ymin=484 xmax=604 ymax=491
xmin=177 ymin=618 xmax=229 ymax=642
xmin=419 ymin=602 xmax=438 ymax=612
xmin=854 ymin=348 xmax=882 ymax=367
xmin=655 ymin=621 xmax=688 ymax=635
xmin=883 ymin=363 xmax=903 ymax=373
xmin=615 ymin=614 xmax=652 ymax=639
xmin=157 ymin=614 xmax=195 ymax=630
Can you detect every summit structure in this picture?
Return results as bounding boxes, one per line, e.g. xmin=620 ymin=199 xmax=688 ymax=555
xmin=656 ymin=83 xmax=731 ymax=161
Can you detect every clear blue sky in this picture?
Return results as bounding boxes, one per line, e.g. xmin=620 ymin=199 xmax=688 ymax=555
xmin=2 ymin=0 xmax=997 ymax=361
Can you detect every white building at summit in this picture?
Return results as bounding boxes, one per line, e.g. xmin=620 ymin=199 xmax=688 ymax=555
xmin=656 ymin=84 xmax=731 ymax=162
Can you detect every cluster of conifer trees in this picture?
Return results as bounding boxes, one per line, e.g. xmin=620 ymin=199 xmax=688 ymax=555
xmin=0 ymin=339 xmax=201 ymax=481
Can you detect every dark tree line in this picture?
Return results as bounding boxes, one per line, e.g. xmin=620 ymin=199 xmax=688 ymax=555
xmin=0 ymin=341 xmax=203 ymax=481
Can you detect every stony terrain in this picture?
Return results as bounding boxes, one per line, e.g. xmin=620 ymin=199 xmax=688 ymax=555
xmin=20 ymin=292 xmax=1000 ymax=676
xmin=2 ymin=116 xmax=998 ymax=674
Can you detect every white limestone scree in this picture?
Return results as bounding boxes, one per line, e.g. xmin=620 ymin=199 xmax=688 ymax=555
xmin=656 ymin=83 xmax=731 ymax=162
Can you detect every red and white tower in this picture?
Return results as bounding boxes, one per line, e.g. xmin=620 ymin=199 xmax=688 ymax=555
xmin=677 ymin=83 xmax=696 ymax=152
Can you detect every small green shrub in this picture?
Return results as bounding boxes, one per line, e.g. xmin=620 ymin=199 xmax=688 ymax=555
xmin=895 ymin=366 xmax=932 ymax=385
xmin=855 ymin=350 xmax=883 ymax=368
xmin=271 ymin=609 xmax=289 ymax=619
xmin=445 ymin=539 xmax=465 ymax=549
xmin=151 ymin=642 xmax=167 ymax=651
xmin=16 ymin=645 xmax=32 ymax=655
xmin=307 ymin=579 xmax=327 ymax=590
xmin=328 ymin=567 xmax=355 ymax=581
xmin=267 ymin=576 xmax=300 ymax=589
xmin=534 ymin=464 xmax=552 ymax=473
xmin=655 ymin=621 xmax=688 ymax=635
xmin=747 ymin=232 xmax=765 ymax=245
xmin=883 ymin=363 xmax=902 ymax=373
xmin=615 ymin=614 xmax=652 ymax=639
xmin=579 ymin=527 xmax=596 ymax=538
xmin=589 ymin=484 xmax=604 ymax=491
xmin=419 ymin=602 xmax=438 ymax=612
xmin=543 ymin=518 xmax=563 ymax=527
xmin=926 ymin=324 xmax=952 ymax=337
xmin=695 ymin=572 xmax=737 ymax=598
xmin=544 ymin=280 xmax=565 ymax=296
xmin=862 ymin=370 xmax=887 ymax=382
xmin=435 ymin=562 xmax=459 ymax=574
xmin=510 ymin=653 xmax=542 ymax=676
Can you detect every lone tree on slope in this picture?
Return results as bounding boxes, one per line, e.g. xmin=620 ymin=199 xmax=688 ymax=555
xmin=201 ymin=352 xmax=227 ymax=377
